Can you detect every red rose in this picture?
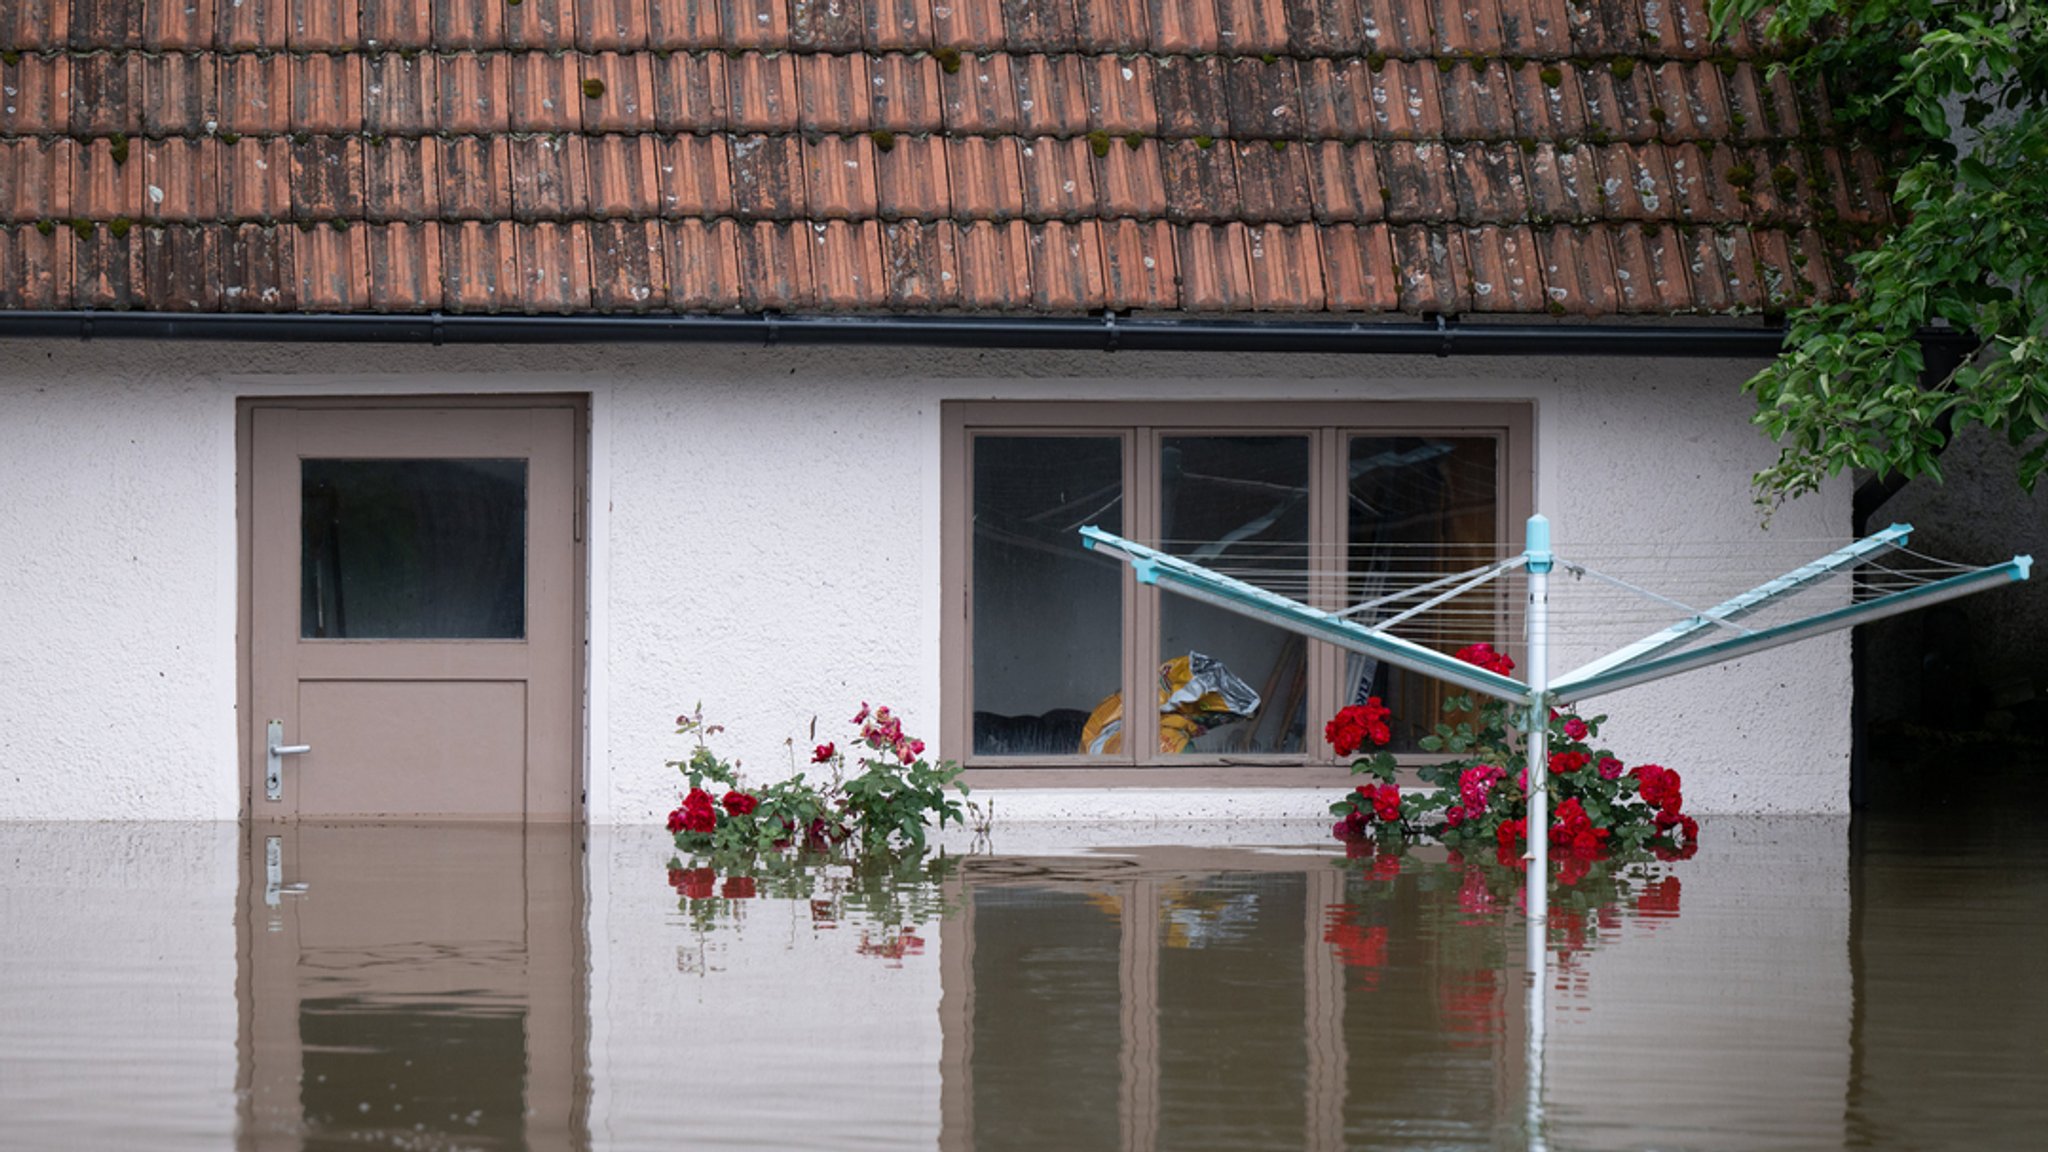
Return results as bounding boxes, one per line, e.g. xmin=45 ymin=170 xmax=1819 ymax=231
xmin=679 ymin=787 xmax=718 ymax=834
xmin=812 ymin=742 xmax=835 ymax=763
xmin=722 ymin=790 xmax=759 ymax=817
xmin=1368 ymin=784 xmax=1403 ymax=823
xmin=1324 ymin=698 xmax=1394 ymax=757
xmin=1597 ymin=756 xmax=1623 ymax=781
xmin=1562 ymin=716 xmax=1588 ymax=741
xmin=666 ymin=808 xmax=687 ymax=834
xmin=1453 ymin=643 xmax=1516 ymax=676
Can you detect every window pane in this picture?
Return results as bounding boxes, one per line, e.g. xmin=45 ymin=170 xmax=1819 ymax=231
xmin=301 ymin=458 xmax=528 ymax=639
xmin=1344 ymin=437 xmax=1500 ymax=749
xmin=972 ymin=437 xmax=1123 ymax=756
xmin=1159 ymin=435 xmax=1311 ymax=754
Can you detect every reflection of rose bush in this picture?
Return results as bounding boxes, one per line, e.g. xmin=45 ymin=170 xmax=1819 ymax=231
xmin=1327 ymin=642 xmax=1699 ymax=860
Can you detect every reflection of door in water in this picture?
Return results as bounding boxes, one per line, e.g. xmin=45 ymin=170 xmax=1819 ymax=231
xmin=237 ymin=823 xmax=587 ymax=1150
xmin=242 ymin=400 xmax=583 ymax=819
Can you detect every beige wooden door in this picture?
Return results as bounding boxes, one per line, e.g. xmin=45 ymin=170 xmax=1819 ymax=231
xmin=246 ymin=400 xmax=581 ymax=819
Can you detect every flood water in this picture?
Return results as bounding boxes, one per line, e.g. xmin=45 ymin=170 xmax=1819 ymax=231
xmin=2 ymin=806 xmax=2044 ymax=1150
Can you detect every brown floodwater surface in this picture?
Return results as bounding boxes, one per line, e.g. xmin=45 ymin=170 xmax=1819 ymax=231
xmin=0 ymin=809 xmax=2043 ymax=1151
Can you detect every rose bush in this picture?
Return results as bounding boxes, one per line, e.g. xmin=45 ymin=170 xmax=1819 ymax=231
xmin=1328 ymin=643 xmax=1699 ymax=861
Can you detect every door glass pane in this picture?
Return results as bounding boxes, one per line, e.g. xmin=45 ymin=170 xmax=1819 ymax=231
xmin=972 ymin=436 xmax=1123 ymax=756
xmin=301 ymin=459 xmax=528 ymax=639
xmin=1344 ymin=437 xmax=1499 ymax=749
xmin=1159 ymin=435 xmax=1311 ymax=754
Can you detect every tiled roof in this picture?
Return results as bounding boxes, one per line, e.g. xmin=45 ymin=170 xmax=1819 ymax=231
xmin=0 ymin=0 xmax=1888 ymax=317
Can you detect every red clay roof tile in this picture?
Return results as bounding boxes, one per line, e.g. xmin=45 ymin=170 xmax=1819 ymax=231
xmin=663 ymin=217 xmax=744 ymax=310
xmin=880 ymin=218 xmax=958 ymax=307
xmin=725 ymin=0 xmax=795 ymax=51
xmin=940 ymin=52 xmax=1019 ymax=134
xmin=1176 ymin=221 xmax=1253 ymax=311
xmin=800 ymin=53 xmax=870 ymax=133
xmin=1593 ymin=141 xmax=1673 ymax=220
xmin=583 ymin=52 xmax=657 ymax=132
xmin=1319 ymin=222 xmax=1398 ymax=311
xmin=1360 ymin=0 xmax=1436 ymax=54
xmin=1682 ymin=224 xmax=1759 ymax=311
xmin=505 ymin=0 xmax=578 ymax=51
xmin=1297 ymin=58 xmax=1372 ymax=140
xmin=1392 ymin=224 xmax=1467 ymax=313
xmin=364 ymin=53 xmax=437 ymax=135
xmin=726 ymin=51 xmax=799 ymax=133
xmin=1449 ymin=143 xmax=1528 ymax=223
xmin=791 ymin=0 xmax=867 ymax=52
xmin=364 ymin=220 xmax=443 ymax=310
xmin=216 ymin=0 xmax=286 ymax=50
xmin=442 ymin=219 xmax=517 ymax=310
xmin=362 ymin=0 xmax=433 ymax=50
xmin=1029 ymin=219 xmax=1105 ymax=310
xmin=1535 ymin=224 xmax=1619 ymax=314
xmin=1233 ymin=140 xmax=1311 ymax=223
xmin=1159 ymin=139 xmax=1238 ymax=223
xmin=1018 ymin=135 xmax=1095 ymax=221
xmin=1662 ymin=141 xmax=1736 ymax=222
xmin=1 ymin=53 xmax=69 ymax=137
xmin=289 ymin=0 xmax=358 ymax=50
xmin=1246 ymin=221 xmax=1323 ymax=310
xmin=75 ymin=135 xmax=142 ymax=221
xmin=516 ymin=220 xmax=595 ymax=311
xmin=1150 ymin=54 xmax=1228 ymax=139
xmin=867 ymin=52 xmax=944 ymax=131
xmin=437 ymin=52 xmax=510 ymax=135
xmin=219 ymin=136 xmax=290 ymax=221
xmin=728 ymin=133 xmax=806 ymax=217
xmin=588 ymin=217 xmax=662 ymax=309
xmin=1147 ymin=0 xmax=1223 ymax=54
xmin=432 ymin=0 xmax=506 ymax=49
xmin=439 ymin=135 xmax=512 ymax=219
xmin=954 ymin=219 xmax=1031 ymax=308
xmin=1380 ymin=140 xmax=1455 ymax=223
xmin=1507 ymin=59 xmax=1585 ymax=141
xmin=1568 ymin=0 xmax=1643 ymax=55
xmin=288 ymin=136 xmax=362 ymax=222
xmin=584 ymin=133 xmax=658 ymax=218
xmin=141 ymin=225 xmax=216 ymax=313
xmin=1083 ymin=55 xmax=1156 ymax=136
xmin=1523 ymin=141 xmax=1596 ymax=221
xmin=735 ymin=219 xmax=815 ymax=308
xmin=648 ymin=0 xmax=722 ymax=50
xmin=73 ymin=223 xmax=137 ymax=308
xmin=1370 ymin=61 xmax=1444 ymax=141
xmin=1076 ymin=0 xmax=1150 ymax=51
xmin=291 ymin=53 xmax=363 ymax=135
xmin=1438 ymin=60 xmax=1517 ymax=141
xmin=139 ymin=137 xmax=216 ymax=222
xmin=947 ymin=135 xmax=1025 ymax=219
xmin=1285 ymin=0 xmax=1364 ymax=55
xmin=0 ymin=138 xmax=74 ymax=222
xmin=1226 ymin=57 xmax=1301 ymax=140
xmin=657 ymin=133 xmax=735 ymax=216
xmin=1747 ymin=227 xmax=1806 ymax=311
xmin=1215 ymin=0 xmax=1290 ymax=54
xmin=812 ymin=218 xmax=887 ymax=307
xmin=1012 ymin=53 xmax=1090 ymax=137
xmin=1003 ymin=0 xmax=1080 ymax=52
xmin=1094 ymin=137 xmax=1168 ymax=217
xmin=1461 ymin=224 xmax=1542 ymax=311
xmin=1097 ymin=217 xmax=1176 ymax=308
xmin=1651 ymin=61 xmax=1727 ymax=142
xmin=508 ymin=134 xmax=589 ymax=220
xmin=221 ymin=222 xmax=296 ymax=309
xmin=144 ymin=0 xmax=216 ymax=51
xmin=650 ymin=51 xmax=729 ymax=131
xmin=215 ymin=52 xmax=289 ymax=135
xmin=362 ymin=136 xmax=440 ymax=221
xmin=1495 ymin=0 xmax=1571 ymax=55
xmin=71 ymin=50 xmax=138 ymax=137
xmin=1607 ymin=221 xmax=1690 ymax=312
xmin=1305 ymin=140 xmax=1383 ymax=224
xmin=578 ymin=0 xmax=650 ymax=51
xmin=865 ymin=0 xmax=935 ymax=51
xmin=804 ymin=133 xmax=880 ymax=219
xmin=296 ymin=222 xmax=369 ymax=310
xmin=873 ymin=134 xmax=949 ymax=218
xmin=0 ymin=223 xmax=73 ymax=308
xmin=932 ymin=0 xmax=1005 ymax=50
xmin=510 ymin=51 xmax=585 ymax=133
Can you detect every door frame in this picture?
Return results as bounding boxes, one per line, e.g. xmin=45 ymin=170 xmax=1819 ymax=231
xmin=236 ymin=393 xmax=590 ymax=821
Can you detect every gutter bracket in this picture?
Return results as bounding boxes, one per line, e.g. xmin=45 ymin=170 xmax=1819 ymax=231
xmin=1435 ymin=313 xmax=1452 ymax=358
xmin=430 ymin=311 xmax=444 ymax=347
xmin=1103 ymin=311 xmax=1120 ymax=353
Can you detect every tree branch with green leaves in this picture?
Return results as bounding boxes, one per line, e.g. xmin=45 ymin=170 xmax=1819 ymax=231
xmin=1713 ymin=0 xmax=2047 ymax=505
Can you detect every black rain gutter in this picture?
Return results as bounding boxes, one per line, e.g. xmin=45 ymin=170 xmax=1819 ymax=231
xmin=0 ymin=308 xmax=1825 ymax=357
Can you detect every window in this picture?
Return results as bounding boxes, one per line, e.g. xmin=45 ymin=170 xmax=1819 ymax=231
xmin=942 ymin=402 xmax=1532 ymax=777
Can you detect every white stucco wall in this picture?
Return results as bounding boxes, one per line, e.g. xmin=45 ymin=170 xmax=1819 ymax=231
xmin=0 ymin=338 xmax=1850 ymax=821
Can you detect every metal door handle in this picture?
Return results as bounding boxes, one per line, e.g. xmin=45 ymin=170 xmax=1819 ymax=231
xmin=265 ymin=720 xmax=310 ymax=802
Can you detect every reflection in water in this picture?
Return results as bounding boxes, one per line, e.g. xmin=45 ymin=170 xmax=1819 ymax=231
xmin=3 ymin=813 xmax=2048 ymax=1149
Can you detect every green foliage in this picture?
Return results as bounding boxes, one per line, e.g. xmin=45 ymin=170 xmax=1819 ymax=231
xmin=1709 ymin=0 xmax=2048 ymax=504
